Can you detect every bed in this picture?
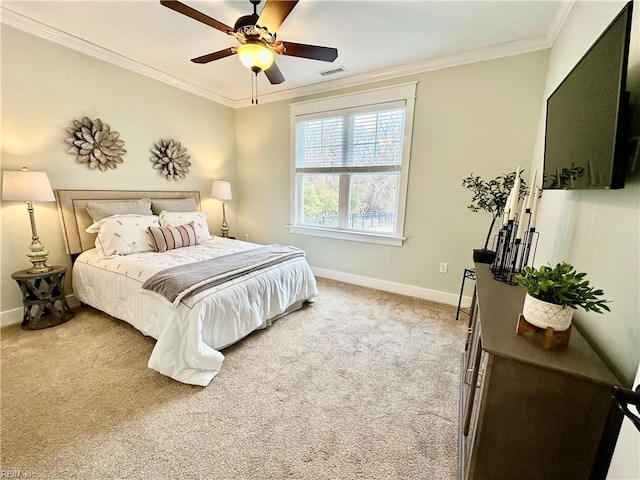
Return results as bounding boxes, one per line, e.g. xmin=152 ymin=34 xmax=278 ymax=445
xmin=55 ymin=189 xmax=318 ymax=386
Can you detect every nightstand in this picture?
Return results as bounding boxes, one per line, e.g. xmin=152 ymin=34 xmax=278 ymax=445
xmin=11 ymin=266 xmax=74 ymax=330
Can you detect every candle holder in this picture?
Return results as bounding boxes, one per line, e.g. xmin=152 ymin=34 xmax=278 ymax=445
xmin=491 ymin=211 xmax=539 ymax=284
xmin=492 ymin=219 xmax=517 ymax=284
xmin=519 ymin=228 xmax=539 ymax=272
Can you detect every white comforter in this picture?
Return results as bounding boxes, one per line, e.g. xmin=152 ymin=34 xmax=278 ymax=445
xmin=72 ymin=237 xmax=318 ymax=386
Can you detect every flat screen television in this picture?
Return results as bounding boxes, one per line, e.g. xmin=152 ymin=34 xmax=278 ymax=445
xmin=543 ymin=1 xmax=633 ymax=190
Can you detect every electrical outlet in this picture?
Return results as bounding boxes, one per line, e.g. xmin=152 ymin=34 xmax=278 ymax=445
xmin=439 ymin=262 xmax=448 ymax=274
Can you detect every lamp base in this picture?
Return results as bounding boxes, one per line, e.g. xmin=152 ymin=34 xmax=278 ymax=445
xmin=220 ymin=222 xmax=229 ymax=238
xmin=220 ymin=202 xmax=229 ymax=238
xmin=26 ymin=261 xmax=53 ymax=275
xmin=26 ymin=237 xmax=52 ymax=274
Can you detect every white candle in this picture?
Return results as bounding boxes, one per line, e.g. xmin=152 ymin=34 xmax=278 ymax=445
xmin=503 ymin=189 xmax=513 ymax=224
xmin=521 ymin=193 xmax=530 ymax=214
xmin=529 ymin=187 xmax=540 ymax=229
xmin=515 ymin=196 xmax=528 ymax=240
xmin=509 ymin=168 xmax=521 ymax=221
xmin=527 ymin=168 xmax=537 ymax=210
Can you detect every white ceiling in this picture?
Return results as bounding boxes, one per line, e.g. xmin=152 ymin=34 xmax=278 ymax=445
xmin=1 ymin=1 xmax=573 ymax=108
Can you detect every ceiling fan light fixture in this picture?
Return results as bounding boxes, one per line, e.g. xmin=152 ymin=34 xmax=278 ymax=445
xmin=237 ymin=42 xmax=274 ymax=72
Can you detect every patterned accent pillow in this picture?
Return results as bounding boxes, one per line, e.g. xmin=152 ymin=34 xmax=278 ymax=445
xmin=159 ymin=211 xmax=212 ymax=242
xmin=148 ymin=222 xmax=199 ymax=252
xmin=85 ymin=214 xmax=159 ymax=258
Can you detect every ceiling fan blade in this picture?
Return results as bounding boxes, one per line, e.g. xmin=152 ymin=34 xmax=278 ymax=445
xmin=264 ymin=62 xmax=285 ymax=85
xmin=160 ymin=0 xmax=232 ymax=34
xmin=191 ymin=47 xmax=237 ymax=64
xmin=257 ymin=0 xmax=298 ymax=33
xmin=278 ymin=41 xmax=338 ymax=62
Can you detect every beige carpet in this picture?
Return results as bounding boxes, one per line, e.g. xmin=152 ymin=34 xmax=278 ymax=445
xmin=1 ymin=278 xmax=467 ymax=479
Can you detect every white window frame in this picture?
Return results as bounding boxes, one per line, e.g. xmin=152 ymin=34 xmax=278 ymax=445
xmin=289 ymin=82 xmax=416 ymax=246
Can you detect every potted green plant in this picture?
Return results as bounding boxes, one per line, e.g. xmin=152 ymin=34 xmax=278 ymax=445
xmin=515 ymin=262 xmax=610 ymax=331
xmin=462 ymin=171 xmax=527 ymax=263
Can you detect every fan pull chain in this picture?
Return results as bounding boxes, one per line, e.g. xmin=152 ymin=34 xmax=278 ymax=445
xmin=255 ymin=73 xmax=259 ymax=105
xmin=249 ymin=71 xmax=261 ymax=105
xmin=251 ymin=72 xmax=255 ymax=105
xmin=250 ymin=72 xmax=260 ymax=105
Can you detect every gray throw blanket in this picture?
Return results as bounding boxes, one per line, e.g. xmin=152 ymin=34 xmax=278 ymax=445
xmin=141 ymin=245 xmax=305 ymax=307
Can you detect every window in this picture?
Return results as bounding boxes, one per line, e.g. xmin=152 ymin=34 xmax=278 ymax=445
xmin=290 ymin=83 xmax=416 ymax=246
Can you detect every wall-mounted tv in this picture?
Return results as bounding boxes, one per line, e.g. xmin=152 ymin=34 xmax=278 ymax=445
xmin=543 ymin=1 xmax=633 ymax=190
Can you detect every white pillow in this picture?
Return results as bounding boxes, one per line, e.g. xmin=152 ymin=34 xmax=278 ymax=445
xmin=159 ymin=211 xmax=212 ymax=242
xmin=86 ymin=215 xmax=160 ymax=258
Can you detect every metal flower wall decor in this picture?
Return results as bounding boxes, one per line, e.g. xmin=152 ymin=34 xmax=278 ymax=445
xmin=150 ymin=139 xmax=191 ymax=181
xmin=65 ymin=117 xmax=127 ymax=171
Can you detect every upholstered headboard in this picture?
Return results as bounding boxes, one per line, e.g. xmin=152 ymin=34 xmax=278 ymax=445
xmin=55 ymin=189 xmax=201 ymax=255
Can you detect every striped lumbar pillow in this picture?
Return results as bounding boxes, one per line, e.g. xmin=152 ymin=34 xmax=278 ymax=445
xmin=149 ymin=222 xmax=199 ymax=252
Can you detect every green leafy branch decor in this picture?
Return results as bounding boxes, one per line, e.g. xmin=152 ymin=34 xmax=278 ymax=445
xmin=462 ymin=171 xmax=528 ymax=252
xmin=516 ymin=262 xmax=610 ymax=313
xmin=65 ymin=117 xmax=126 ymax=171
xmin=150 ymin=139 xmax=191 ymax=181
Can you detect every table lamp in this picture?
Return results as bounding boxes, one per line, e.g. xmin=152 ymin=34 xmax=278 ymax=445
xmin=211 ymin=180 xmax=232 ymax=237
xmin=2 ymin=168 xmax=56 ymax=273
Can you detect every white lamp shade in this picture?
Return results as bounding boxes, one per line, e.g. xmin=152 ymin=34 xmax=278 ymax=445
xmin=211 ymin=181 xmax=232 ymax=201
xmin=2 ymin=169 xmax=55 ymax=202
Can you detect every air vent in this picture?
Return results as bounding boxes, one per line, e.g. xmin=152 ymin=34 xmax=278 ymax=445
xmin=318 ymin=66 xmax=347 ymax=77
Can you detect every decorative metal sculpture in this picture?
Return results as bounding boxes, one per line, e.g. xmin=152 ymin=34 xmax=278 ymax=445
xmin=150 ymin=139 xmax=191 ymax=181
xmin=65 ymin=117 xmax=126 ymax=171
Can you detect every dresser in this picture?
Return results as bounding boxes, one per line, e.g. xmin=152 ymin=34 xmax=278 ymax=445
xmin=458 ymin=265 xmax=623 ymax=480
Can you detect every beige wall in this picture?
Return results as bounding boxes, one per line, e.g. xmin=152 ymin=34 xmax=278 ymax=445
xmin=0 ymin=23 xmax=550 ymax=317
xmin=532 ymin=0 xmax=639 ymax=386
xmin=1 ymin=26 xmax=237 ymax=313
xmin=532 ymin=3 xmax=640 ymax=475
xmin=235 ymin=50 xmax=549 ymax=300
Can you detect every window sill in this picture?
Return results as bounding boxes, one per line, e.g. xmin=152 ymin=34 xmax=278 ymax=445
xmin=288 ymin=225 xmax=405 ymax=246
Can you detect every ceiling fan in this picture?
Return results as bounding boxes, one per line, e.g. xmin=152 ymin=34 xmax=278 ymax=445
xmin=160 ymin=0 xmax=338 ymax=86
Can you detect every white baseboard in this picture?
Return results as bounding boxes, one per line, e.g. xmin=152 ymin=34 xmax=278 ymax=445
xmin=1 ymin=307 xmax=23 ymax=328
xmin=311 ymin=266 xmax=471 ymax=308
xmin=1 ymin=275 xmax=472 ymax=327
xmin=1 ymin=295 xmax=81 ymax=328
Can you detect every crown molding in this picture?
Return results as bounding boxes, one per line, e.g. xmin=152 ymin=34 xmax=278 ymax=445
xmin=0 ymin=8 xmax=235 ymax=108
xmin=233 ymin=35 xmax=553 ymax=108
xmin=2 ymin=2 xmax=574 ymax=110
xmin=245 ymin=1 xmax=573 ymax=108
xmin=545 ymin=1 xmax=576 ymax=46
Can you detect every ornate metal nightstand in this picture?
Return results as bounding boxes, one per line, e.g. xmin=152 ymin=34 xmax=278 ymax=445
xmin=11 ymin=266 xmax=74 ymax=330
